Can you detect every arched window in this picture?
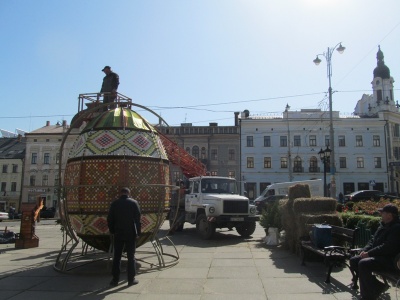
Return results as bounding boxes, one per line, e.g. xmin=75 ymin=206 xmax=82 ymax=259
xmin=192 ymin=146 xmax=199 ymax=159
xmin=309 ymin=156 xmax=318 ymax=172
xmin=294 ymin=156 xmax=303 ymax=173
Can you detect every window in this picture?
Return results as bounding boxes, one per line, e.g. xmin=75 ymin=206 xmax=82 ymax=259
xmin=264 ymin=136 xmax=271 ymax=147
xmin=325 ymin=135 xmax=330 ymax=147
xmin=280 ymin=136 xmax=287 ymax=147
xmin=309 ymin=157 xmax=318 ymax=172
xmin=228 ymin=149 xmax=235 ymax=161
xmin=294 ymin=156 xmax=303 ymax=172
xmin=395 ymin=124 xmax=400 ymax=137
xmin=1 ymin=182 xmax=6 ymax=192
xmin=264 ymin=157 xmax=271 ymax=168
xmin=46 ymin=139 xmax=50 ymax=142
xmin=211 ymin=149 xmax=218 ymax=160
xmin=228 ymin=171 xmax=235 ymax=178
xmin=339 ymin=157 xmax=347 ymax=168
xmin=54 ymin=174 xmax=60 ymax=186
xmin=356 ymin=135 xmax=363 ymax=147
xmin=31 ymin=152 xmax=37 ymax=164
xmin=373 ymin=135 xmax=380 ymax=147
xmin=56 ymin=153 xmax=60 ymax=164
xmin=30 ymin=175 xmax=36 ymax=186
xmin=338 ymin=136 xmax=346 ymax=147
xmin=42 ymin=174 xmax=49 ymax=186
xmin=395 ymin=147 xmax=400 ymax=160
xmin=247 ymin=157 xmax=254 ymax=168
xmin=192 ymin=146 xmax=199 ymax=159
xmin=210 ymin=171 xmax=218 ymax=176
xmin=246 ymin=136 xmax=254 ymax=147
xmin=201 ymin=147 xmax=206 ymax=159
xmin=357 ymin=157 xmax=364 ymax=168
xmin=294 ymin=135 xmax=301 ymax=147
xmin=374 ymin=157 xmax=382 ymax=168
xmin=2 ymin=165 xmax=7 ymax=173
xmin=377 ymin=89 xmax=383 ymax=102
xmin=12 ymin=164 xmax=18 ymax=173
xmin=44 ymin=153 xmax=50 ymax=164
xmin=280 ymin=157 xmax=288 ymax=168
xmin=309 ymin=135 xmax=316 ymax=146
xmin=11 ymin=182 xmax=17 ymax=192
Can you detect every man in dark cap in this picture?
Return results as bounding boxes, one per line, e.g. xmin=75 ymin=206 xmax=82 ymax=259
xmin=350 ymin=204 xmax=400 ymax=299
xmin=100 ymin=66 xmax=119 ymax=111
xmin=107 ymin=187 xmax=141 ymax=287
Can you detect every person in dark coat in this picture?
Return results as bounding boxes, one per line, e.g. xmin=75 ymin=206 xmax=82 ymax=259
xmin=100 ymin=66 xmax=119 ymax=110
xmin=107 ymin=187 xmax=141 ymax=287
xmin=350 ymin=204 xmax=400 ymax=299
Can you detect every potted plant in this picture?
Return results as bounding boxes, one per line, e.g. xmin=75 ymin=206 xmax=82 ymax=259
xmin=259 ymin=201 xmax=281 ymax=245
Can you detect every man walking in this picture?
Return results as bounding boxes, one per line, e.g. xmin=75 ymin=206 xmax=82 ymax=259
xmin=350 ymin=204 xmax=400 ymax=299
xmin=107 ymin=187 xmax=141 ymax=287
xmin=100 ymin=66 xmax=119 ymax=110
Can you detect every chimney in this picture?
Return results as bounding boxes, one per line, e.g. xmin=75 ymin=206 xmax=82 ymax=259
xmin=234 ymin=112 xmax=239 ymax=126
xmin=46 ymin=121 xmax=50 ymax=126
xmin=62 ymin=120 xmax=67 ymax=127
xmin=17 ymin=134 xmax=22 ymax=142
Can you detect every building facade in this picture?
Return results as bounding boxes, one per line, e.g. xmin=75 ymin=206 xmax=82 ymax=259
xmin=21 ymin=121 xmax=78 ymax=209
xmin=240 ymin=47 xmax=400 ymax=199
xmin=157 ymin=114 xmax=240 ymax=184
xmin=0 ymin=136 xmax=26 ymax=212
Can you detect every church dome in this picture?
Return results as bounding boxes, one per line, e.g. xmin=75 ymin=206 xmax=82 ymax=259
xmin=373 ymin=46 xmax=390 ymax=79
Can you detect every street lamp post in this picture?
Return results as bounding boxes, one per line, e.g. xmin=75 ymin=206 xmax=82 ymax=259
xmin=318 ymin=146 xmax=331 ymax=197
xmin=313 ymin=43 xmax=345 ymax=199
xmin=285 ymin=104 xmax=293 ymax=182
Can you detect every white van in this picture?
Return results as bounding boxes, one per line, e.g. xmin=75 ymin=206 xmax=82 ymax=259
xmin=254 ymin=179 xmax=323 ymax=202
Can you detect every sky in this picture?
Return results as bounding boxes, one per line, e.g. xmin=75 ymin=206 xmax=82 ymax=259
xmin=1 ymin=0 xmax=400 ymax=134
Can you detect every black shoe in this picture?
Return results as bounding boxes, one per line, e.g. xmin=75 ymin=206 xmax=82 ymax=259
xmin=128 ymin=279 xmax=139 ymax=286
xmin=109 ymin=279 xmax=118 ymax=287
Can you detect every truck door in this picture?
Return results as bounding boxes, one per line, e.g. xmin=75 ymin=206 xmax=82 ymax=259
xmin=186 ymin=180 xmax=200 ymax=212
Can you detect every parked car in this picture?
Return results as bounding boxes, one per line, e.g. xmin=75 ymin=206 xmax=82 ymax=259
xmin=0 ymin=211 xmax=9 ymax=222
xmin=344 ymin=190 xmax=384 ymax=202
xmin=40 ymin=207 xmax=56 ymax=219
xmin=254 ymin=194 xmax=288 ymax=214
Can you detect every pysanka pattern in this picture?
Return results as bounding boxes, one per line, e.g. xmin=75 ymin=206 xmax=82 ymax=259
xmin=69 ymin=129 xmax=168 ymax=159
xmin=64 ymin=108 xmax=171 ymax=251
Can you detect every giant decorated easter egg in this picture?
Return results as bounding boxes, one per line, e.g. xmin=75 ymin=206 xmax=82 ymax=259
xmin=63 ymin=107 xmax=170 ymax=252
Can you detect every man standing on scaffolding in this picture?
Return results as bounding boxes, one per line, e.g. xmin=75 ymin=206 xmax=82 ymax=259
xmin=100 ymin=66 xmax=119 ymax=111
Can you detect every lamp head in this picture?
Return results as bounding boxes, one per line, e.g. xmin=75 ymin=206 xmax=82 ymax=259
xmin=313 ymin=56 xmax=322 ymax=65
xmin=336 ymin=43 xmax=346 ymax=54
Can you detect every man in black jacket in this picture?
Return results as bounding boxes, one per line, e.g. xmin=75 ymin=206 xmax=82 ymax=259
xmin=107 ymin=187 xmax=141 ymax=287
xmin=100 ymin=66 xmax=119 ymax=111
xmin=350 ymin=204 xmax=400 ymax=299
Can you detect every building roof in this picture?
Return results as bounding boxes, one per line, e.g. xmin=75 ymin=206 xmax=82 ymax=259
xmin=0 ymin=137 xmax=26 ymax=159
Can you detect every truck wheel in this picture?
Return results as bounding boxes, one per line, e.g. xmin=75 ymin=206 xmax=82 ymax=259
xmin=236 ymin=222 xmax=256 ymax=237
xmin=196 ymin=214 xmax=215 ymax=239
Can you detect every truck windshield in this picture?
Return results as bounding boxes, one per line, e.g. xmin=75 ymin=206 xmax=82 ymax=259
xmin=201 ymin=178 xmax=237 ymax=194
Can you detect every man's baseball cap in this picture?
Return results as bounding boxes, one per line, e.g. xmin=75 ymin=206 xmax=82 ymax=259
xmin=378 ymin=204 xmax=399 ymax=215
xmin=102 ymin=66 xmax=111 ymax=71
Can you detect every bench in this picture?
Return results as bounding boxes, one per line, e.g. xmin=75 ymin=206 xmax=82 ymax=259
xmin=300 ymin=225 xmax=358 ymax=283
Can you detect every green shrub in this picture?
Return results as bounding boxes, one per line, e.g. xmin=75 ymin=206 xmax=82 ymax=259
xmin=340 ymin=211 xmax=381 ymax=233
xmin=259 ymin=201 xmax=281 ymax=230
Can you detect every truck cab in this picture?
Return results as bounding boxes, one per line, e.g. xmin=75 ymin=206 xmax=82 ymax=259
xmin=179 ymin=176 xmax=258 ymax=239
